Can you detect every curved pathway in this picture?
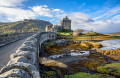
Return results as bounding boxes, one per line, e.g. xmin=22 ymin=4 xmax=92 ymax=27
xmin=0 ymin=38 xmax=27 ymax=70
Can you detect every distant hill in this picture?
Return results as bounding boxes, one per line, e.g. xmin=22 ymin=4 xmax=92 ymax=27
xmin=109 ymin=32 xmax=120 ymax=35
xmin=0 ymin=19 xmax=52 ymax=34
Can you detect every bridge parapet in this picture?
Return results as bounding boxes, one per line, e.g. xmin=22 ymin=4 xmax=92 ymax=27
xmin=0 ymin=32 xmax=57 ymax=78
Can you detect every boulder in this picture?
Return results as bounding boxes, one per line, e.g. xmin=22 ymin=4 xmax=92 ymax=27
xmin=10 ymin=51 xmax=35 ymax=63
xmin=54 ymin=40 xmax=66 ymax=46
xmin=0 ymin=69 xmax=31 ymax=78
xmin=7 ymin=56 xmax=32 ymax=65
xmin=0 ymin=62 xmax=40 ymax=78
xmin=16 ymin=46 xmax=36 ymax=53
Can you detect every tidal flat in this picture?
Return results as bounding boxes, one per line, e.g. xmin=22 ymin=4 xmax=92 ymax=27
xmin=39 ymin=39 xmax=120 ymax=78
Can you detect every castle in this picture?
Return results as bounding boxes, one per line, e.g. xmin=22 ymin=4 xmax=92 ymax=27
xmin=45 ymin=16 xmax=71 ymax=32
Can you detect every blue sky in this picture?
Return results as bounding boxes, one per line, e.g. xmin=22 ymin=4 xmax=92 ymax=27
xmin=0 ymin=0 xmax=120 ymax=33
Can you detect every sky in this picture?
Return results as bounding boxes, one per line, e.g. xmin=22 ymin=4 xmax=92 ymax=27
xmin=0 ymin=0 xmax=120 ymax=33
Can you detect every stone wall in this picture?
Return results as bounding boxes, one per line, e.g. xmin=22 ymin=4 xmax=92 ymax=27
xmin=0 ymin=32 xmax=57 ymax=78
xmin=0 ymin=33 xmax=33 ymax=47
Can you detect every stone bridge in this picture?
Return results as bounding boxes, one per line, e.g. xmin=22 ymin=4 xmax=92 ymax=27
xmin=0 ymin=32 xmax=57 ymax=78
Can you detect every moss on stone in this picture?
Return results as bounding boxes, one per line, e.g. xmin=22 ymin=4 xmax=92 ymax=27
xmin=41 ymin=71 xmax=56 ymax=78
xmin=97 ymin=63 xmax=120 ymax=77
xmin=64 ymin=72 xmax=115 ymax=78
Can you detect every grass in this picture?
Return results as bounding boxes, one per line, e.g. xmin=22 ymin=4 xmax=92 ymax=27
xmin=97 ymin=63 xmax=120 ymax=77
xmin=57 ymin=31 xmax=120 ymax=40
xmin=41 ymin=71 xmax=56 ymax=78
xmin=64 ymin=72 xmax=114 ymax=78
xmin=59 ymin=32 xmax=73 ymax=36
xmin=64 ymin=72 xmax=100 ymax=78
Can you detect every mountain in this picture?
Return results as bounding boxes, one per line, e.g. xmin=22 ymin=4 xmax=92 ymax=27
xmin=0 ymin=19 xmax=52 ymax=34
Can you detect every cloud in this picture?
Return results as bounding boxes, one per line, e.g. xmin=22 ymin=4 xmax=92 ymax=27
xmin=0 ymin=6 xmax=35 ymax=21
xmin=0 ymin=0 xmax=119 ymax=33
xmin=67 ymin=4 xmax=120 ymax=33
xmin=31 ymin=5 xmax=53 ymax=17
xmin=0 ymin=1 xmax=66 ymax=22
xmin=79 ymin=3 xmax=86 ymax=9
xmin=68 ymin=11 xmax=120 ymax=33
xmin=0 ymin=0 xmax=35 ymax=22
xmin=93 ymin=6 xmax=120 ymax=20
xmin=68 ymin=12 xmax=94 ymax=30
xmin=112 ymin=15 xmax=120 ymax=21
xmin=52 ymin=9 xmax=64 ymax=13
xmin=0 ymin=0 xmax=26 ymax=7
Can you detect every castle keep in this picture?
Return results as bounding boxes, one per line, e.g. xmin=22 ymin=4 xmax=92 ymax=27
xmin=46 ymin=16 xmax=71 ymax=32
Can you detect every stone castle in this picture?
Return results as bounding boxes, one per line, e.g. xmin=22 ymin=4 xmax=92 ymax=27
xmin=46 ymin=16 xmax=71 ymax=32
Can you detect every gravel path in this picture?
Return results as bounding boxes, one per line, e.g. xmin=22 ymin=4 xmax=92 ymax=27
xmin=0 ymin=38 xmax=27 ymax=70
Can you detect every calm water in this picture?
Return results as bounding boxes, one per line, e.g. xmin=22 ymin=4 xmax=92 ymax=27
xmin=99 ymin=39 xmax=120 ymax=50
xmin=110 ymin=35 xmax=120 ymax=36
xmin=48 ymin=51 xmax=89 ymax=59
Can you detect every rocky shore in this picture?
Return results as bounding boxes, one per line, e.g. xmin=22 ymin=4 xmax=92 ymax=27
xmin=39 ymin=39 xmax=120 ymax=78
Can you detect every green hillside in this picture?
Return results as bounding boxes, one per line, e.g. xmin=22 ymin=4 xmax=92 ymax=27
xmin=0 ymin=19 xmax=52 ymax=34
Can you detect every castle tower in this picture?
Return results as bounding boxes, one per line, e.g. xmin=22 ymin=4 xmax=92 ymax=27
xmin=60 ymin=16 xmax=71 ymax=30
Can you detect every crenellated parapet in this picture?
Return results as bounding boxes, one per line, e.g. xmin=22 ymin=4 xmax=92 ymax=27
xmin=0 ymin=32 xmax=57 ymax=78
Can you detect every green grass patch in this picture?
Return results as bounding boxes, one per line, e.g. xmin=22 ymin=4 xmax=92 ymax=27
xmin=59 ymin=32 xmax=73 ymax=36
xmin=64 ymin=72 xmax=114 ymax=78
xmin=97 ymin=63 xmax=120 ymax=77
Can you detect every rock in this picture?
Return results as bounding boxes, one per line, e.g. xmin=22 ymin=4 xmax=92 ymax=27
xmin=16 ymin=46 xmax=36 ymax=53
xmin=7 ymin=56 xmax=32 ymax=65
xmin=10 ymin=51 xmax=35 ymax=63
xmin=54 ymin=40 xmax=66 ymax=46
xmin=23 ymin=41 xmax=37 ymax=47
xmin=0 ymin=69 xmax=31 ymax=78
xmin=41 ymin=58 xmax=67 ymax=68
xmin=26 ymin=37 xmax=37 ymax=42
xmin=62 ymin=48 xmax=71 ymax=56
xmin=0 ymin=62 xmax=40 ymax=78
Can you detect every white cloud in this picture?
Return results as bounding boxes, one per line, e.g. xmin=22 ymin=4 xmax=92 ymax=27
xmin=0 ymin=0 xmax=26 ymax=7
xmin=52 ymin=9 xmax=64 ymax=13
xmin=68 ymin=12 xmax=120 ymax=33
xmin=0 ymin=0 xmax=119 ymax=33
xmin=0 ymin=2 xmax=66 ymax=22
xmin=53 ymin=9 xmax=61 ymax=12
xmin=43 ymin=5 xmax=48 ymax=8
xmin=31 ymin=5 xmax=53 ymax=17
xmin=112 ymin=15 xmax=120 ymax=21
xmin=0 ymin=6 xmax=35 ymax=21
xmin=93 ymin=7 xmax=120 ymax=20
